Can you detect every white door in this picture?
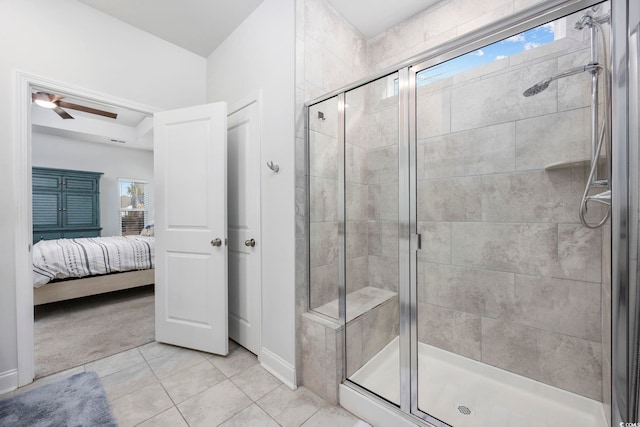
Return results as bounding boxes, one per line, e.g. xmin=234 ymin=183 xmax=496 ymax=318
xmin=227 ymin=101 xmax=261 ymax=355
xmin=154 ymin=103 xmax=228 ymax=355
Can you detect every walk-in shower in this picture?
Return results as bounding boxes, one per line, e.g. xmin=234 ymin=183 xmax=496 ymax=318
xmin=304 ymin=0 xmax=638 ymax=426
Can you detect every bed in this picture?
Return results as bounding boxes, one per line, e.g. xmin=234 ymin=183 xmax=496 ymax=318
xmin=32 ymin=235 xmax=155 ymax=305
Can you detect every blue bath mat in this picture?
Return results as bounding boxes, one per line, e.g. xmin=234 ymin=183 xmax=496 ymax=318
xmin=0 ymin=371 xmax=117 ymax=426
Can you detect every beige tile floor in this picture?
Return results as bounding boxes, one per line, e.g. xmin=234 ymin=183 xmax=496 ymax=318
xmin=2 ymin=340 xmax=369 ymax=427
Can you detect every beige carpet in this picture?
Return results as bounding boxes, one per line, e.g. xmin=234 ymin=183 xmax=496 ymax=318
xmin=34 ymin=285 xmax=154 ymax=378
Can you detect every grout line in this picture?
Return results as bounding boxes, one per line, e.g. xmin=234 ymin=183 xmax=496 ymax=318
xmin=131 ymin=404 xmax=175 ymax=427
xmin=175 ymin=405 xmax=190 ymax=427
xmin=104 ymin=362 xmax=156 ymax=399
xmin=156 ymin=374 xmax=177 ymax=407
xmin=213 ymin=400 xmax=254 ymax=426
xmin=298 ymin=406 xmax=324 ymax=427
xmin=142 ymin=350 xmax=160 ymax=383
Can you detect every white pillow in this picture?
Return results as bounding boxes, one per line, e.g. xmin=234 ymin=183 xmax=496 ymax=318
xmin=140 ymin=222 xmax=154 ymax=236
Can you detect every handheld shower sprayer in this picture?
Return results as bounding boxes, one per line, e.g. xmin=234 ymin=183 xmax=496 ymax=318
xmin=522 ymin=64 xmax=600 ymax=97
xmin=522 ymin=10 xmax=611 ymax=228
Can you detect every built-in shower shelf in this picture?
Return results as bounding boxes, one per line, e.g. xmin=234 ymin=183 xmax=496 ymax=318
xmin=544 ymin=156 xmax=606 ymax=171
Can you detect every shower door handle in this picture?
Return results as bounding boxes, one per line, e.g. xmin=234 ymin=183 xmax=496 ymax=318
xmin=412 ymin=233 xmax=422 ymax=250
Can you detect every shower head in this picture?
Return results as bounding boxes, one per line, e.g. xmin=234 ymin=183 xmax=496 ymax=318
xmin=522 ymin=64 xmax=596 ymax=97
xmin=523 ymin=79 xmax=552 ymax=97
xmin=575 ymin=7 xmax=609 ymax=30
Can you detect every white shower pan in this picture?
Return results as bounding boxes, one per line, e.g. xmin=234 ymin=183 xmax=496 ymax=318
xmin=347 ymin=337 xmax=607 ymax=427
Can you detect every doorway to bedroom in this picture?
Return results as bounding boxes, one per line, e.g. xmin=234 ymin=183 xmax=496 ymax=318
xmin=29 ymin=85 xmax=157 ymax=378
xmin=19 ymin=76 xmax=264 ymax=384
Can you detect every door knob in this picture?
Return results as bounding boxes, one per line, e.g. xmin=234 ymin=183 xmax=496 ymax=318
xmin=244 ymin=239 xmax=256 ymax=247
xmin=211 ymin=238 xmax=222 ymax=247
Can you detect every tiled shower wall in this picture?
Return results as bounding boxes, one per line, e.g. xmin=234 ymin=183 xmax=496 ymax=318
xmin=308 ymin=98 xmax=340 ymax=310
xmin=307 ymin=74 xmax=402 ymax=310
xmin=343 ymin=88 xmax=371 ymax=299
xmin=353 ymin=80 xmax=400 ymax=296
xmin=295 ymin=0 xmax=368 ymax=400
xmin=295 ymin=0 xmax=612 ymax=414
xmin=297 ymin=0 xmax=568 ymax=316
xmin=307 ymin=90 xmax=383 ymax=311
xmin=367 ymin=0 xmax=552 ymax=73
xmin=301 ymin=0 xmax=369 ymax=311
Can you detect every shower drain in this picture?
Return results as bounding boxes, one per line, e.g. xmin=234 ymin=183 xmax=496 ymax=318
xmin=456 ymin=404 xmax=473 ymax=416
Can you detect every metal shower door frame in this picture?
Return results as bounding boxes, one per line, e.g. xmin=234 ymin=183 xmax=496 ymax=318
xmin=612 ymin=0 xmax=639 ymax=424
xmin=404 ymin=1 xmax=610 ymax=424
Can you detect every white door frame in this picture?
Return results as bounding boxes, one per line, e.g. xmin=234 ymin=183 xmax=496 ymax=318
xmin=13 ymin=71 xmax=159 ymax=387
xmin=227 ymin=91 xmax=263 ymax=355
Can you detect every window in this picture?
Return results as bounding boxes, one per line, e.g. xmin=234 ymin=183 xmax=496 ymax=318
xmin=118 ymin=178 xmax=148 ymax=236
xmin=416 ymin=21 xmax=557 ymax=86
xmin=391 ymin=21 xmax=559 ymax=93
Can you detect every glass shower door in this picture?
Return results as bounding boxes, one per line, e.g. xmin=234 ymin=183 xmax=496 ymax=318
xmin=413 ymin=5 xmax=610 ymax=426
xmin=343 ymin=72 xmax=401 ymax=406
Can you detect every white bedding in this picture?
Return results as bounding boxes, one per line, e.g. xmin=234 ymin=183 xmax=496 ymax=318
xmin=32 ymin=236 xmax=155 ymax=288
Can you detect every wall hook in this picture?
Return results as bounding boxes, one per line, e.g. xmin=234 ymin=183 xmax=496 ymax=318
xmin=266 ymin=161 xmax=280 ymax=173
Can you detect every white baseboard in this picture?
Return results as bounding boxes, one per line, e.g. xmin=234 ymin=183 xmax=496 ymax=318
xmin=260 ymin=347 xmax=297 ymax=390
xmin=0 ymin=369 xmax=18 ymax=395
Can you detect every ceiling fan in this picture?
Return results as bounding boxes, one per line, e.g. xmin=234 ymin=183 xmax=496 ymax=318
xmin=31 ymin=92 xmax=118 ymax=120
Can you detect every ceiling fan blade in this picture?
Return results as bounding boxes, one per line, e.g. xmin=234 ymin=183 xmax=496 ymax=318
xmin=57 ymin=101 xmax=117 ymax=119
xmin=49 ymin=94 xmax=65 ymax=103
xmin=53 ymin=107 xmax=74 ymax=120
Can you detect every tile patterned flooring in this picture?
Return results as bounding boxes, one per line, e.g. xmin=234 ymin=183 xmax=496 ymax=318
xmin=2 ymin=340 xmax=369 ymax=427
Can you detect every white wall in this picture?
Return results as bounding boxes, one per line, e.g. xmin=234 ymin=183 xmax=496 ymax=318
xmin=0 ymin=0 xmax=206 ymax=391
xmin=206 ymin=0 xmax=297 ymax=384
xmin=32 ymin=133 xmax=154 ymax=237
